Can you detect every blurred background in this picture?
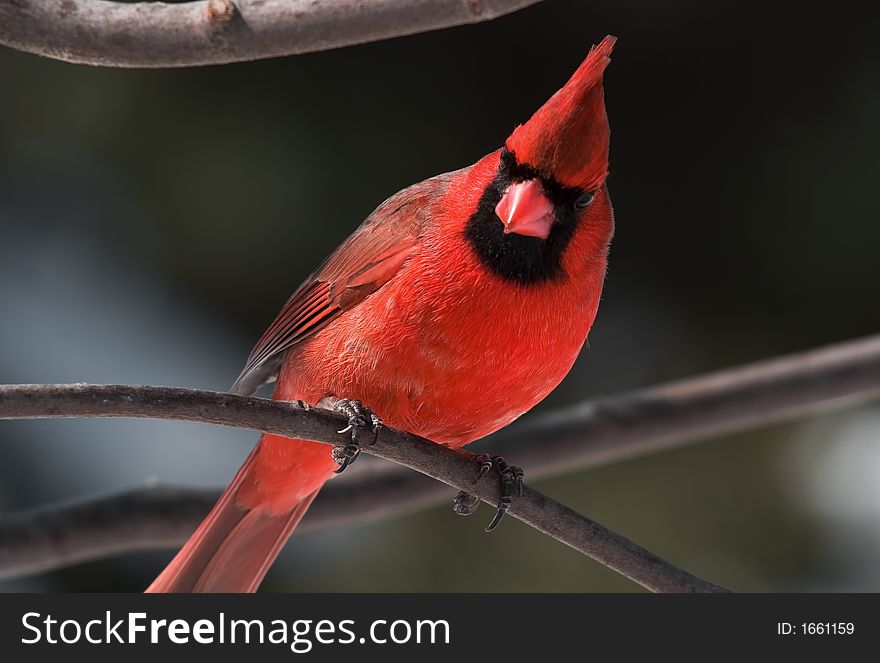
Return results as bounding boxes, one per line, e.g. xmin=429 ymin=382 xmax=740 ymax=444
xmin=1 ymin=0 xmax=878 ymax=591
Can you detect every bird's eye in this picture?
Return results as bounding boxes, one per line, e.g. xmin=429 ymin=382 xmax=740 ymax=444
xmin=574 ymin=192 xmax=595 ymax=211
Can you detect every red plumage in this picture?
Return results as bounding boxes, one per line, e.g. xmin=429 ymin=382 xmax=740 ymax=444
xmin=507 ymin=36 xmax=615 ymax=190
xmin=147 ymin=36 xmax=617 ymax=593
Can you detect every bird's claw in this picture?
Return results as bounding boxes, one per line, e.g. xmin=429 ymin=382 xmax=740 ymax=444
xmin=453 ymin=490 xmax=480 ymax=516
xmin=483 ymin=456 xmax=524 ymax=532
xmin=328 ymin=399 xmax=381 ymax=474
xmin=332 ymin=440 xmax=361 ymax=473
xmin=474 ymin=453 xmax=494 ymax=483
xmin=453 ymin=454 xmax=524 ymax=532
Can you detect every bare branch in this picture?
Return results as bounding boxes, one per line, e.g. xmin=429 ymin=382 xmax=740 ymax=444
xmin=502 ymin=332 xmax=880 ymax=473
xmin=0 ymin=486 xmax=218 ymax=581
xmin=0 ymin=383 xmax=727 ymax=592
xmin=0 ymin=470 xmax=447 ymax=581
xmin=0 ymin=0 xmax=543 ymax=68
xmin=2 ymin=334 xmax=879 ymax=585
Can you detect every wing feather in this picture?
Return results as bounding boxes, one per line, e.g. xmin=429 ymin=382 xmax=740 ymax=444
xmin=230 ymin=174 xmax=451 ymax=395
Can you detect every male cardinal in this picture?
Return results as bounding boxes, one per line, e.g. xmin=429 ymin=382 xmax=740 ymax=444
xmin=148 ymin=36 xmax=617 ymax=593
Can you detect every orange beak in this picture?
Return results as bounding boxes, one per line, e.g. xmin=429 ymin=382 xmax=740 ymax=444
xmin=494 ymin=179 xmax=555 ymax=240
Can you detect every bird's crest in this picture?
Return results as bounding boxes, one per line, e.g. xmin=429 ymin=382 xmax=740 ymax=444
xmin=506 ymin=36 xmax=616 ymax=191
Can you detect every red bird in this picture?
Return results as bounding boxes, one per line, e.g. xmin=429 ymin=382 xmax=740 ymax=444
xmin=148 ymin=36 xmax=617 ymax=593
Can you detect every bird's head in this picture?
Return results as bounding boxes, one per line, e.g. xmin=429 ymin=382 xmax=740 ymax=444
xmin=493 ymin=35 xmax=615 ymax=241
xmin=461 ymin=36 xmax=616 ymax=285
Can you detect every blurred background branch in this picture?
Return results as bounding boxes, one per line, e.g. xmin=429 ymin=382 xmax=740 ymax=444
xmin=0 ymin=0 xmax=544 ymax=68
xmin=0 ymin=382 xmax=729 ymax=592
xmin=2 ymin=334 xmax=878 ymax=581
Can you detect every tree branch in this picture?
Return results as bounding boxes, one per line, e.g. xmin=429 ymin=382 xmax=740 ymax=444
xmin=0 ymin=384 xmax=727 ymax=592
xmin=0 ymin=0 xmax=543 ymax=68
xmin=2 ymin=334 xmax=879 ymax=586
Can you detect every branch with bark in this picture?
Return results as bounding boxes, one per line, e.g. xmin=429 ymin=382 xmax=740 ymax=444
xmin=0 ymin=385 xmax=728 ymax=593
xmin=3 ymin=334 xmax=879 ymax=583
xmin=2 ymin=335 xmax=880 ymax=590
xmin=0 ymin=0 xmax=543 ymax=68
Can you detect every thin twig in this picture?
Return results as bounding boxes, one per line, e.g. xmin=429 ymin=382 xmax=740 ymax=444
xmin=1 ymin=334 xmax=879 ymax=583
xmin=0 ymin=0 xmax=543 ymax=68
xmin=0 ymin=383 xmax=727 ymax=592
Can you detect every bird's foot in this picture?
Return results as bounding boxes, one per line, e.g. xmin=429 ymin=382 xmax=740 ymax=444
xmin=482 ymin=455 xmax=524 ymax=532
xmin=453 ymin=490 xmax=480 ymax=516
xmin=322 ymin=398 xmax=382 ymax=474
xmin=453 ymin=453 xmax=524 ymax=532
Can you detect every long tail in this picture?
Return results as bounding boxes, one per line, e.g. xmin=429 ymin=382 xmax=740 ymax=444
xmin=146 ymin=438 xmax=323 ymax=593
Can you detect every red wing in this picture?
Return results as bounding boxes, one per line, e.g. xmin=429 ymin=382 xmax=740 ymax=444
xmin=230 ymin=174 xmax=450 ymax=395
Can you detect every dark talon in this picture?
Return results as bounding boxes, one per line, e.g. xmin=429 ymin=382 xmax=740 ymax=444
xmin=449 ymin=452 xmax=489 ymax=518
xmin=483 ymin=456 xmax=524 ymax=532
xmin=328 ymin=398 xmax=381 ymax=473
xmin=474 ymin=453 xmax=493 ymax=483
xmin=332 ymin=440 xmax=361 ymax=473
xmin=484 ymin=499 xmax=510 ymax=532
xmin=453 ymin=490 xmax=480 ymax=516
xmin=451 ymin=453 xmax=524 ymax=530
